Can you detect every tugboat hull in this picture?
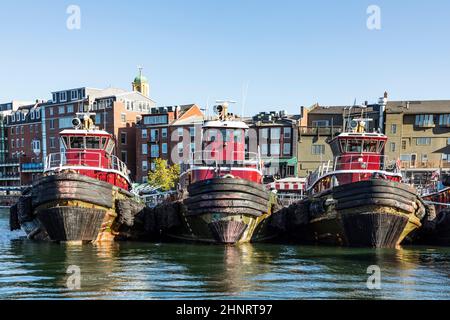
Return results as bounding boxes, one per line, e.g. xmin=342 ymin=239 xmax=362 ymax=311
xmin=164 ymin=178 xmax=278 ymax=244
xmin=10 ymin=172 xmax=145 ymax=243
xmin=288 ymin=179 xmax=426 ymax=248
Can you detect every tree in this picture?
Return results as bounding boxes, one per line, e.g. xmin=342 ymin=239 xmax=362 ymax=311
xmin=147 ymin=158 xmax=180 ymax=191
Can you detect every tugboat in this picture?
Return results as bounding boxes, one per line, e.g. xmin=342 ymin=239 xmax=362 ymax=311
xmin=10 ymin=109 xmax=144 ymax=243
xmin=160 ymin=102 xmax=279 ymax=244
xmin=288 ymin=111 xmax=428 ymax=248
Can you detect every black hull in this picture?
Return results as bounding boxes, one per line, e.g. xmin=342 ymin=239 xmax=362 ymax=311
xmin=285 ymin=179 xmax=427 ymax=248
xmin=10 ymin=172 xmax=145 ymax=243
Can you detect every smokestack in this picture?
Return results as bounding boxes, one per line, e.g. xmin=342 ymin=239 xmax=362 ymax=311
xmin=378 ymin=91 xmax=388 ymax=133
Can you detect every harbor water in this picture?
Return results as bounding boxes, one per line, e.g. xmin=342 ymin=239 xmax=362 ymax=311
xmin=1 ymin=208 xmax=450 ymax=300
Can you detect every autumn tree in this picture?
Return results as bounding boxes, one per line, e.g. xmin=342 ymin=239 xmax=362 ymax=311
xmin=147 ymin=158 xmax=180 ymax=191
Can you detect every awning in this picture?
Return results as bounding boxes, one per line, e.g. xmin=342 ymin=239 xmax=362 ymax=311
xmin=266 ymin=178 xmax=306 ymax=191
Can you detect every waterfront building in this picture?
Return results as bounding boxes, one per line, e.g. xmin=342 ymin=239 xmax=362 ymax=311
xmin=245 ymin=111 xmax=301 ymax=181
xmin=385 ymin=100 xmax=450 ymax=185
xmin=135 ymin=104 xmax=204 ymax=183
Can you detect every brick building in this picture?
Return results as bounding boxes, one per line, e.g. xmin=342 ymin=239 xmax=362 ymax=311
xmin=135 ymin=104 xmax=204 ymax=183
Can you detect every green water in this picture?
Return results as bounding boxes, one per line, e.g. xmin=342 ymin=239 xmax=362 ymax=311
xmin=1 ymin=208 xmax=450 ymax=300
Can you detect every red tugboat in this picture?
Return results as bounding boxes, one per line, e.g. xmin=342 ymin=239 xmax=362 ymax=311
xmin=163 ymin=102 xmax=279 ymax=244
xmin=289 ymin=115 xmax=427 ymax=248
xmin=10 ymin=110 xmax=144 ymax=243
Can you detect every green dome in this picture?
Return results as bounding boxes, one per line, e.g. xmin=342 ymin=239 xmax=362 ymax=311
xmin=134 ymin=75 xmax=148 ymax=84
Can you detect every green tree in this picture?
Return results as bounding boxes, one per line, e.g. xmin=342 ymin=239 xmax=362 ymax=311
xmin=147 ymin=158 xmax=180 ymax=191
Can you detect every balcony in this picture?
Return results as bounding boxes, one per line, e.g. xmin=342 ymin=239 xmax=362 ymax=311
xmin=21 ymin=162 xmax=44 ymax=173
xmin=299 ymin=126 xmax=343 ymax=136
xmin=0 ymin=162 xmax=19 ymax=168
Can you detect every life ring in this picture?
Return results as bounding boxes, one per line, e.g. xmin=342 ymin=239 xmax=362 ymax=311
xmin=222 ymin=174 xmax=236 ymax=179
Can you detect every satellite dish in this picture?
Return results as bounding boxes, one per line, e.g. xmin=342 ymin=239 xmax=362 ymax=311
xmin=213 ymin=105 xmax=224 ymax=115
xmin=72 ymin=117 xmax=82 ymax=129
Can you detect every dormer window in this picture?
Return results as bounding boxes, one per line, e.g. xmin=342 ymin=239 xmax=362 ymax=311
xmin=60 ymin=91 xmax=67 ymax=102
xmin=21 ymin=113 xmax=26 ymax=121
xmin=31 ymin=111 xmax=35 ymax=120
xmin=71 ymin=90 xmax=78 ymax=100
xmin=11 ymin=114 xmax=15 ymax=122
xmin=52 ymin=93 xmax=57 ymax=103
xmin=36 ymin=109 xmax=41 ymax=119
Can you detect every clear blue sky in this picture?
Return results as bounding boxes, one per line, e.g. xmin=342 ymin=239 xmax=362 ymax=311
xmin=1 ymin=0 xmax=450 ymax=115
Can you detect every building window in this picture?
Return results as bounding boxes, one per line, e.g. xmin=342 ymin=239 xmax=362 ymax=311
xmin=162 ymin=143 xmax=168 ymax=154
xmin=67 ymin=105 xmax=74 ymax=113
xmin=142 ymin=161 xmax=148 ymax=172
xmin=142 ymin=144 xmax=148 ymax=155
xmin=21 ymin=126 xmax=24 ymax=134
xmin=95 ymin=114 xmax=101 ymax=125
xmin=443 ymin=154 xmax=450 ymax=163
xmin=36 ymin=109 xmax=40 ymax=119
xmin=143 ymin=115 xmax=168 ymax=125
xmin=178 ymin=127 xmax=184 ymax=137
xmin=21 ymin=138 xmax=24 ymax=147
xmin=162 ymin=128 xmax=168 ymax=139
xmin=30 ymin=125 xmax=33 ymax=133
xmin=189 ymin=127 xmax=195 ymax=138
xmin=439 ymin=114 xmax=450 ymax=126
xmin=59 ymin=117 xmax=73 ymax=129
xmin=284 ymin=127 xmax=292 ymax=139
xmin=270 ymin=143 xmax=280 ymax=155
xmin=121 ymin=133 xmax=127 ymax=145
xmin=121 ymin=113 xmax=126 ymax=123
xmin=71 ymin=90 xmax=78 ymax=100
xmin=58 ymin=106 xmax=65 ymax=114
xmin=390 ymin=142 xmax=396 ymax=152
xmin=402 ymin=140 xmax=407 ymax=150
xmin=11 ymin=113 xmax=15 ymax=122
xmin=151 ymin=129 xmax=159 ymax=142
xmin=416 ymin=137 xmax=431 ymax=145
xmin=52 ymin=93 xmax=57 ymax=103
xmin=261 ymin=144 xmax=268 ymax=155
xmin=142 ymin=129 xmax=148 ymax=139
xmin=151 ymin=145 xmax=160 ymax=158
xmin=177 ymin=142 xmax=183 ymax=156
xmin=31 ymin=112 xmax=35 ymax=120
xmin=391 ymin=124 xmax=397 ymax=134
xmin=121 ymin=151 xmax=128 ymax=163
xmin=50 ymin=137 xmax=56 ymax=149
xmin=447 ymin=137 xmax=450 ymax=145
xmin=271 ymin=128 xmax=281 ymax=140
xmin=415 ymin=114 xmax=434 ymax=127
xmin=21 ymin=113 xmax=25 ymax=121
xmin=283 ymin=143 xmax=291 ymax=156
xmin=312 ymin=144 xmax=325 ymax=155
xmin=11 ymin=140 xmax=14 ymax=148
xmin=421 ymin=154 xmax=428 ymax=163
xmin=312 ymin=120 xmax=330 ymax=127
xmin=60 ymin=92 xmax=67 ymax=102
xmin=49 ymin=119 xmax=55 ymax=130
xmin=49 ymin=107 xmax=54 ymax=116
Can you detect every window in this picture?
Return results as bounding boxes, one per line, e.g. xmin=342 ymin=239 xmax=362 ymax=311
xmin=312 ymin=144 xmax=325 ymax=155
xmin=447 ymin=138 xmax=450 ymax=145
xmin=52 ymin=93 xmax=57 ymax=103
xmin=151 ymin=145 xmax=160 ymax=158
xmin=58 ymin=106 xmax=65 ymax=114
xmin=150 ymin=129 xmax=159 ymax=142
xmin=390 ymin=142 xmax=396 ymax=152
xmin=178 ymin=127 xmax=184 ymax=137
xmin=421 ymin=154 xmax=428 ymax=163
xmin=142 ymin=161 xmax=148 ymax=171
xmin=21 ymin=113 xmax=25 ymax=121
xmin=283 ymin=143 xmax=291 ymax=155
xmin=21 ymin=126 xmax=24 ymax=134
xmin=49 ymin=119 xmax=55 ymax=130
xmin=11 ymin=113 xmax=15 ymax=122
xmin=270 ymin=143 xmax=280 ymax=155
xmin=162 ymin=143 xmax=168 ymax=154
xmin=36 ymin=109 xmax=40 ymax=119
xmin=143 ymin=115 xmax=168 ymax=125
xmin=95 ymin=114 xmax=101 ymax=125
xmin=142 ymin=144 xmax=148 ymax=155
xmin=442 ymin=154 xmax=450 ymax=163
xmin=121 ymin=113 xmax=126 ymax=123
xmin=31 ymin=111 xmax=35 ymax=120
xmin=21 ymin=138 xmax=24 ymax=147
xmin=261 ymin=144 xmax=268 ymax=155
xmin=121 ymin=133 xmax=127 ymax=145
xmin=86 ymin=137 xmax=101 ymax=149
xmin=71 ymin=90 xmax=78 ymax=100
xmin=260 ymin=128 xmax=269 ymax=140
xmin=189 ymin=127 xmax=195 ymax=138
xmin=50 ymin=137 xmax=56 ymax=149
xmin=69 ymin=137 xmax=84 ymax=149
xmin=59 ymin=117 xmax=72 ymax=129
xmin=415 ymin=114 xmax=434 ymax=127
xmin=11 ymin=139 xmax=14 ymax=148
xmin=271 ymin=128 xmax=281 ymax=140
xmin=190 ymin=143 xmax=195 ymax=154
xmin=284 ymin=127 xmax=292 ymax=139
xmin=60 ymin=92 xmax=67 ymax=102
xmin=416 ymin=137 xmax=431 ymax=145
xmin=162 ymin=128 xmax=168 ymax=139
xmin=49 ymin=107 xmax=54 ymax=116
xmin=391 ymin=124 xmax=397 ymax=134
xmin=402 ymin=140 xmax=407 ymax=150
xmin=439 ymin=114 xmax=450 ymax=126
xmin=67 ymin=105 xmax=74 ymax=113
xmin=312 ymin=120 xmax=330 ymax=127
xmin=177 ymin=142 xmax=183 ymax=156
xmin=142 ymin=129 xmax=148 ymax=139
xmin=346 ymin=140 xmax=362 ymax=153
xmin=121 ymin=151 xmax=128 ymax=163
xmin=32 ymin=140 xmax=41 ymax=151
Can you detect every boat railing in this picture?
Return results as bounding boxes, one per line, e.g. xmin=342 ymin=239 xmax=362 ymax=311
xmin=190 ymin=150 xmax=262 ymax=170
xmin=45 ymin=151 xmax=130 ymax=178
xmin=333 ymin=155 xmax=398 ymax=172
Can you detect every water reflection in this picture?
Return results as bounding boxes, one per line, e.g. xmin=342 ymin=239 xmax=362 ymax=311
xmin=1 ymin=209 xmax=450 ymax=300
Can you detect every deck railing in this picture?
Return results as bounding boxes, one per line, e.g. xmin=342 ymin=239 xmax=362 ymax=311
xmin=45 ymin=151 xmax=130 ymax=179
xmin=190 ymin=151 xmax=262 ymax=170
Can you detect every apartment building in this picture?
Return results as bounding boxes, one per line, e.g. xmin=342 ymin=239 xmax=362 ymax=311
xmin=385 ymin=100 xmax=450 ymax=184
xmin=245 ymin=111 xmax=301 ymax=180
xmin=135 ymin=104 xmax=204 ymax=183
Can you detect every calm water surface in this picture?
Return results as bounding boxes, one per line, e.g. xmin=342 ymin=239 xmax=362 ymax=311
xmin=1 ymin=208 xmax=450 ymax=300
